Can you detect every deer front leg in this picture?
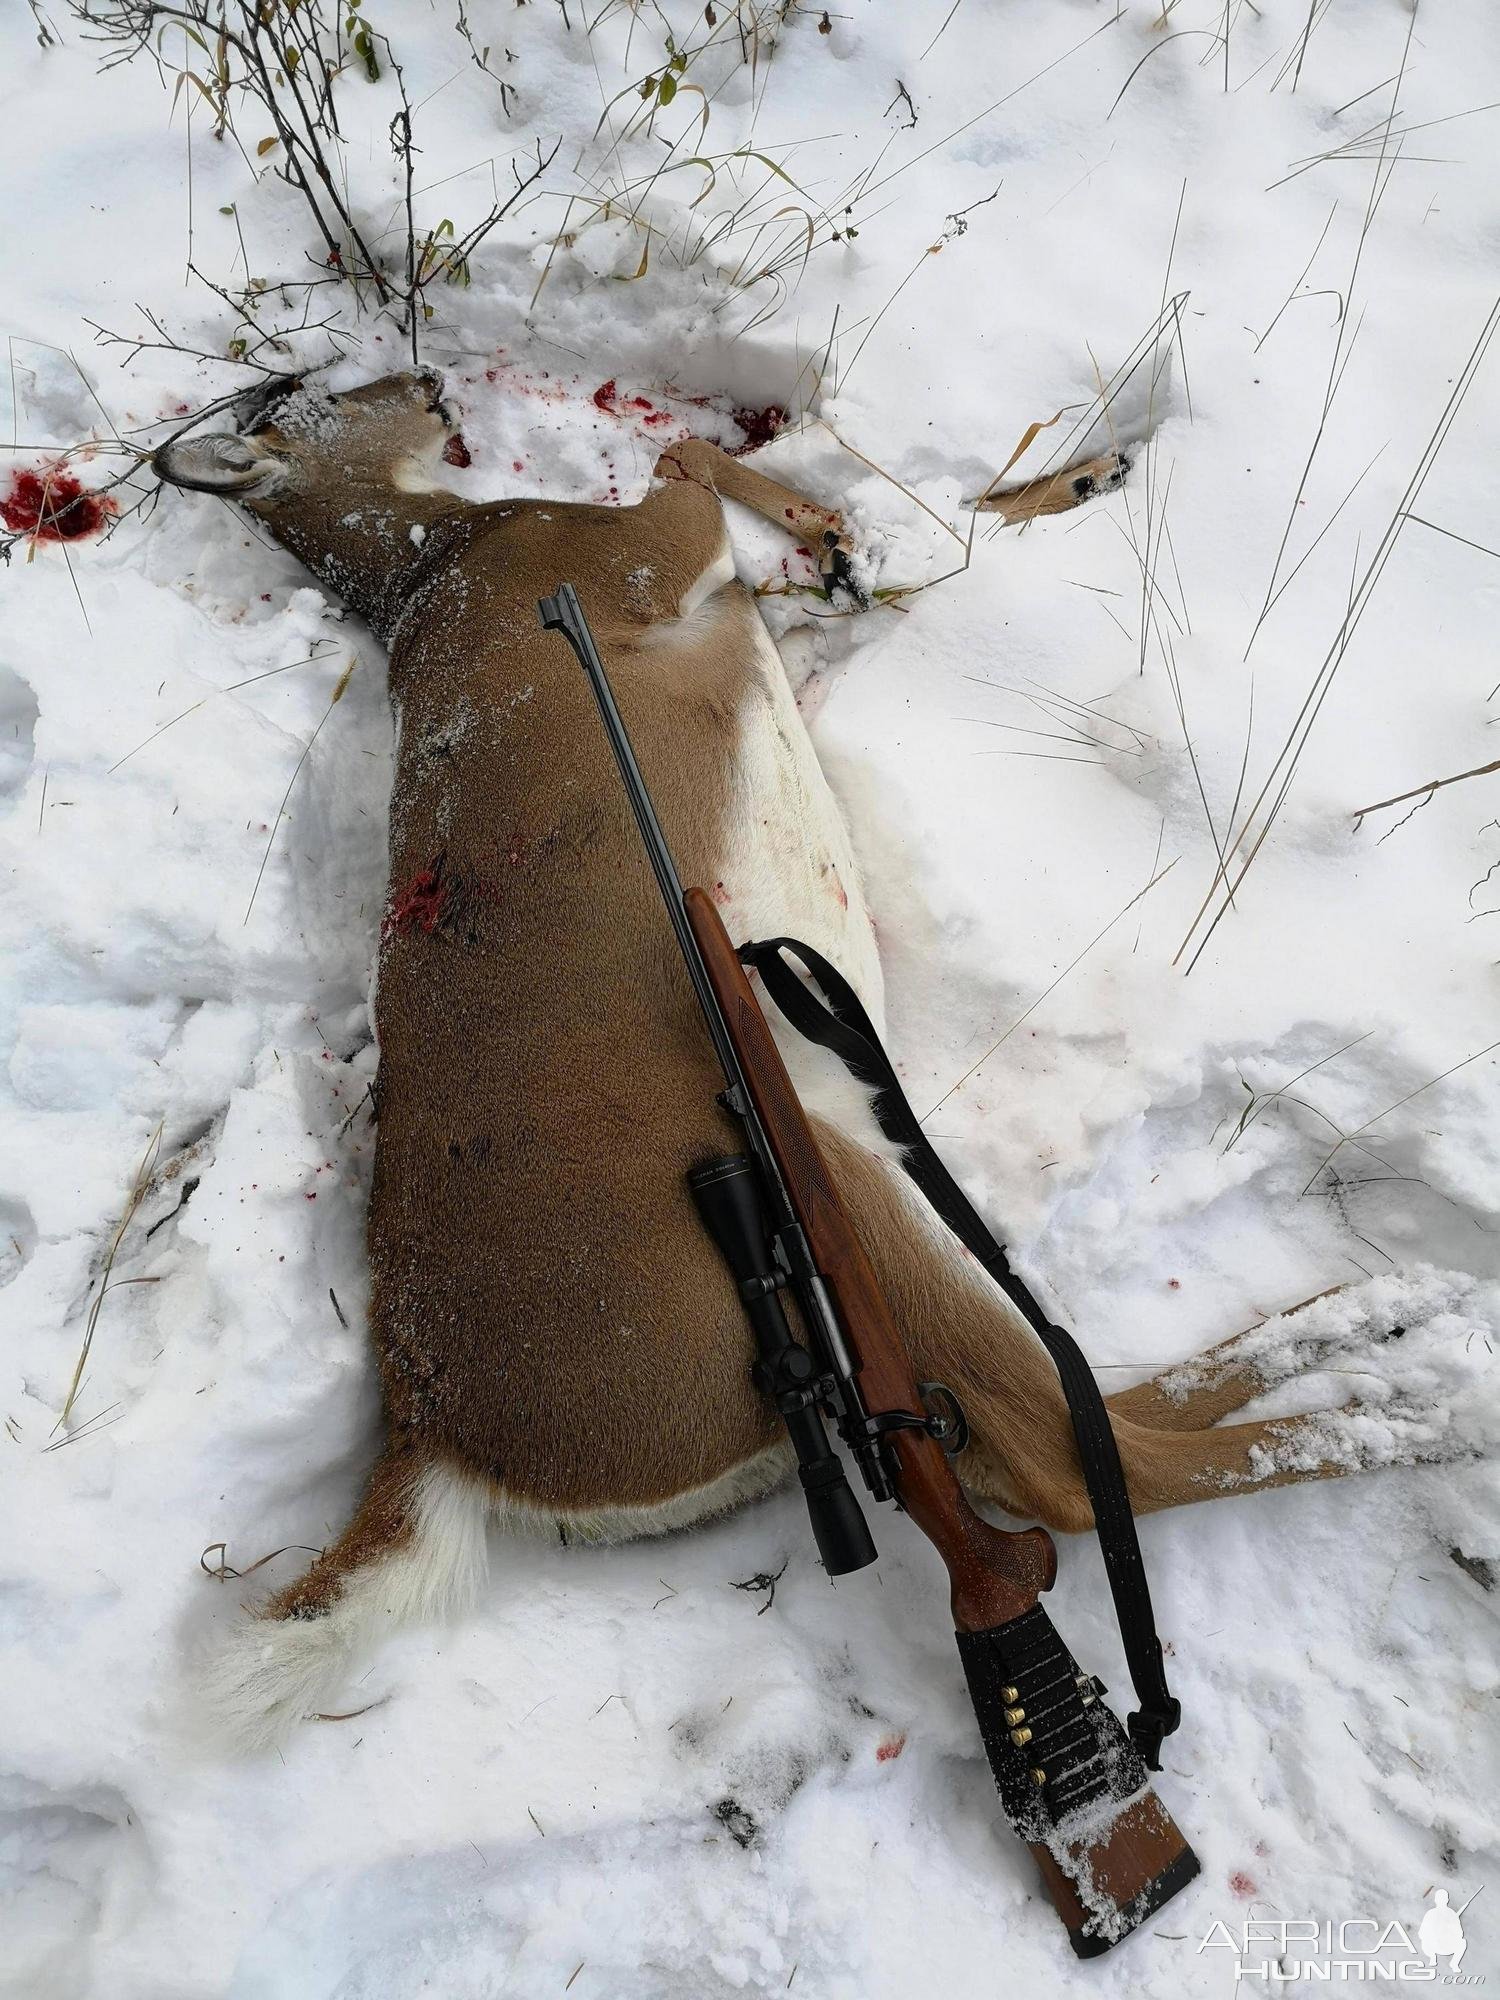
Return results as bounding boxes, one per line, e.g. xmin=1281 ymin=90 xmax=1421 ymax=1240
xmin=655 ymin=437 xmax=864 ymax=604
xmin=973 ymin=449 xmax=1130 ymax=525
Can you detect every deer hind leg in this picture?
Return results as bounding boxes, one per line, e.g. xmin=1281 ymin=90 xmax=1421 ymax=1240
xmin=812 ymin=1117 xmax=1497 ymax=1525
xmin=973 ymin=450 xmax=1129 ymax=524
xmin=1104 ymin=1289 xmax=1348 ymax=1433
xmin=201 ymin=1446 xmax=491 ymax=1752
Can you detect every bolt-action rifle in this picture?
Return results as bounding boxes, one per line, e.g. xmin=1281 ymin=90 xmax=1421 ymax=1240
xmin=538 ymin=582 xmax=1198 ymax=1955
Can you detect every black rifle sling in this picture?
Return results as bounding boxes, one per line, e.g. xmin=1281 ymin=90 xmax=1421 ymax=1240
xmin=738 ymin=933 xmax=1181 ymax=1768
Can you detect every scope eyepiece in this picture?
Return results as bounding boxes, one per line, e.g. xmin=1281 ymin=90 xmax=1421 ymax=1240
xmin=799 ymin=1456 xmax=879 ymax=1576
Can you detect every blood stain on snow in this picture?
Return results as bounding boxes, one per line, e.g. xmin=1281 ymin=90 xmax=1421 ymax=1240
xmin=441 ymin=433 xmax=472 ymax=468
xmin=1229 ymin=1871 xmax=1257 ymax=1899
xmin=731 ymin=404 xmax=786 ymax=454
xmin=593 ymin=380 xmax=678 ymax=430
xmin=875 ymin=1734 xmax=906 ymax=1762
xmin=1 ymin=463 xmax=115 ymax=542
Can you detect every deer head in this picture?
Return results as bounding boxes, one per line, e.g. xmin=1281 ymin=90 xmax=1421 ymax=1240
xmin=152 ymin=369 xmax=469 ymax=635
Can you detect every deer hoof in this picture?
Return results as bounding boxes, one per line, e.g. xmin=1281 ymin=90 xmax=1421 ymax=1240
xmin=820 ymin=530 xmax=869 ymax=610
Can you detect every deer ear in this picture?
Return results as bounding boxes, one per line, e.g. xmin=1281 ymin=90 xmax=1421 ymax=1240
xmin=235 ymin=372 xmax=302 ymax=432
xmin=152 ymin=431 xmax=284 ymax=495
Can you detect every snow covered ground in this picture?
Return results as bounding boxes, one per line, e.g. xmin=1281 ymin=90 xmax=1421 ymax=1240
xmin=3 ymin=0 xmax=1500 ymax=1993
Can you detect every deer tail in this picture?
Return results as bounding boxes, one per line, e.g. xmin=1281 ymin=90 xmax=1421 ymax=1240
xmin=198 ymin=1452 xmax=490 ymax=1754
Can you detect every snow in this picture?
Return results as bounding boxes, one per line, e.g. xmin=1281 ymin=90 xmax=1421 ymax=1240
xmin=3 ymin=0 xmax=1500 ymax=1993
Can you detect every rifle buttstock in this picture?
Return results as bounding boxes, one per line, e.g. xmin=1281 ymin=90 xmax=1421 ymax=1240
xmin=958 ymin=1603 xmax=1199 ymax=1953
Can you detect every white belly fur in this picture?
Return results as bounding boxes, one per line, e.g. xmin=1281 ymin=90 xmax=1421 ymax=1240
xmin=710 ymin=595 xmax=891 ymax=1150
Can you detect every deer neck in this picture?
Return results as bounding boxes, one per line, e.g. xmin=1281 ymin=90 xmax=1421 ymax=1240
xmin=252 ymin=483 xmax=472 ymax=641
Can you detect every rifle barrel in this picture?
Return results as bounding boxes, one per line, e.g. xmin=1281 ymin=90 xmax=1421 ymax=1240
xmin=538 ymin=584 xmax=745 ymax=1094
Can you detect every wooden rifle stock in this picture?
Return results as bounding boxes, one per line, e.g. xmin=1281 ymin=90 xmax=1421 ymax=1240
xmin=685 ymin=886 xmax=1199 ymax=1954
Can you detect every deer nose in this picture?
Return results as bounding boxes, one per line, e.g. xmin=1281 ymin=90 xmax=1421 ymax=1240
xmin=414 ymin=367 xmax=452 ymax=423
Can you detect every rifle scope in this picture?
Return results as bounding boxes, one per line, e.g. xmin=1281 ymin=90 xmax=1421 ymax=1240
xmin=689 ymin=1154 xmax=877 ymax=1579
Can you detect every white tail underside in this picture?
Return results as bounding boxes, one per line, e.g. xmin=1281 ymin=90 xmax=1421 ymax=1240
xmin=199 ymin=1463 xmax=491 ymax=1755
xmin=199 ymin=1447 xmax=794 ymax=1753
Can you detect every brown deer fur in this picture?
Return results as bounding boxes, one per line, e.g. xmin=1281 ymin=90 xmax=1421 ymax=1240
xmin=153 ymin=372 xmax=1465 ymax=1746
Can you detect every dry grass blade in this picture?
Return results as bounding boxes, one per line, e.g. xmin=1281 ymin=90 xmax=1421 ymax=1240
xmin=1252 ymin=442 xmax=1387 ymax=637
xmin=838 ymin=243 xmax=940 ymax=388
xmin=1254 ymin=203 xmax=1337 ymax=351
xmin=1177 ymin=293 xmax=1500 ymax=971
xmin=200 ymin=1540 xmax=323 ymax=1580
xmin=1301 ymin=1036 xmax=1500 ymax=1195
xmin=109 ymin=644 xmax=338 ymax=773
xmin=58 ymin=1120 xmax=164 ymax=1428
xmin=244 ymin=660 xmax=355 ymax=926
xmin=920 ymin=857 xmax=1178 ymax=1123
xmin=1247 ymin=13 xmax=1421 ymax=657
xmin=811 ymin=420 xmax=967 ymax=550
xmin=43 ymin=1403 xmax=124 ymax=1451
xmin=960 ymin=675 xmax=1146 ymax=756
xmin=1404 ymin=513 xmax=1500 ymax=564
xmin=1017 ymin=676 xmax=1151 ymax=748
xmin=1109 ymin=32 xmax=1221 ymax=120
xmin=1267 ymin=0 xmax=1334 ymax=95
xmin=920 ymin=0 xmax=966 ymax=60
xmin=1245 ymin=135 xmax=1403 ymax=659
xmin=1222 ymin=1030 xmax=1374 ymax=1153
xmin=1161 ymin=630 xmax=1232 ymax=901
xmin=1269 ymin=98 xmax=1500 ymax=191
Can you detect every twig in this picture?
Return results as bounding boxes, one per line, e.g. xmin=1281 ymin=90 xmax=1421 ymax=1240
xmin=1352 ymin=757 xmax=1500 ymax=825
